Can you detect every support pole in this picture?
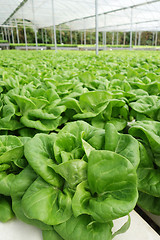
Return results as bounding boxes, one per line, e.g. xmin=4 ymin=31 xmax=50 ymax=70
xmin=7 ymin=27 xmax=11 ymax=43
xmin=123 ymin=32 xmax=126 ymax=45
xmin=112 ymin=32 xmax=114 ymax=45
xmin=41 ymin=29 xmax=44 ymax=44
xmin=70 ymin=30 xmax=72 ymax=45
xmin=90 ymin=31 xmax=92 ymax=45
xmin=51 ymin=0 xmax=57 ymax=52
xmin=51 ymin=26 xmax=54 ymax=44
xmin=104 ymin=31 xmax=106 ymax=50
xmin=4 ymin=27 xmax=7 ymax=41
xmin=23 ymin=18 xmax=28 ymax=50
xmin=84 ymin=30 xmax=86 ymax=45
xmin=135 ymin=31 xmax=137 ymax=46
xmin=155 ymin=31 xmax=158 ymax=46
xmin=102 ymin=31 xmax=104 ymax=45
xmin=15 ymin=19 xmax=20 ymax=44
xmin=130 ymin=7 xmax=133 ymax=50
xmin=60 ymin=25 xmax=62 ymax=44
xmin=152 ymin=32 xmax=155 ymax=46
xmin=81 ymin=31 xmax=83 ymax=45
xmin=116 ymin=32 xmax=119 ymax=45
xmin=2 ymin=29 xmax=4 ymax=40
xmin=10 ymin=20 xmax=15 ymax=44
xmin=95 ymin=0 xmax=99 ymax=55
xmin=83 ymin=18 xmax=86 ymax=45
xmin=138 ymin=32 xmax=141 ymax=46
xmin=103 ymin=14 xmax=106 ymax=50
xmin=45 ymin=28 xmax=47 ymax=44
xmin=75 ymin=32 xmax=77 ymax=45
xmin=31 ymin=0 xmax=38 ymax=50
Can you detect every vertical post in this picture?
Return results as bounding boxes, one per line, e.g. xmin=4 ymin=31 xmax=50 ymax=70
xmin=103 ymin=14 xmax=107 ymax=50
xmin=138 ymin=32 xmax=141 ymax=46
xmin=31 ymin=0 xmax=38 ymax=50
xmin=84 ymin=30 xmax=86 ymax=45
xmin=81 ymin=31 xmax=83 ymax=45
xmin=45 ymin=28 xmax=47 ymax=44
xmin=102 ymin=31 xmax=104 ymax=45
xmin=130 ymin=7 xmax=133 ymax=50
xmin=116 ymin=32 xmax=119 ymax=45
xmin=51 ymin=26 xmax=54 ymax=44
xmin=152 ymin=32 xmax=155 ymax=46
xmin=83 ymin=18 xmax=86 ymax=45
xmin=41 ymin=29 xmax=44 ymax=43
xmin=23 ymin=18 xmax=28 ymax=50
xmin=91 ymin=32 xmax=93 ymax=45
xmin=70 ymin=30 xmax=72 ymax=45
xmin=112 ymin=32 xmax=114 ymax=45
xmin=4 ymin=27 xmax=7 ymax=41
xmin=2 ymin=28 xmax=4 ymax=40
xmin=104 ymin=31 xmax=106 ymax=49
xmin=135 ymin=31 xmax=137 ymax=46
xmin=75 ymin=32 xmax=77 ymax=45
xmin=123 ymin=32 xmax=126 ymax=45
xmin=10 ymin=20 xmax=15 ymax=44
xmin=51 ymin=0 xmax=57 ymax=52
xmin=7 ymin=27 xmax=11 ymax=43
xmin=155 ymin=31 xmax=158 ymax=46
xmin=15 ymin=19 xmax=20 ymax=44
xmin=90 ymin=31 xmax=92 ymax=45
xmin=95 ymin=0 xmax=99 ymax=55
xmin=60 ymin=25 xmax=62 ymax=44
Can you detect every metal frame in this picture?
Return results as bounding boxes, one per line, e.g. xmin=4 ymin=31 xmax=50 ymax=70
xmin=51 ymin=26 xmax=54 ymax=44
xmin=59 ymin=25 xmax=62 ymax=44
xmin=15 ymin=18 xmax=20 ymax=44
xmin=138 ymin=32 xmax=141 ymax=46
xmin=130 ymin=7 xmax=133 ymax=49
xmin=41 ymin=28 xmax=44 ymax=44
xmin=95 ymin=0 xmax=98 ymax=55
xmin=10 ymin=20 xmax=14 ymax=44
xmin=23 ymin=17 xmax=28 ymax=50
xmin=155 ymin=31 xmax=158 ymax=46
xmin=51 ymin=0 xmax=57 ymax=52
xmin=45 ymin=28 xmax=47 ymax=44
xmin=123 ymin=32 xmax=126 ymax=45
xmin=31 ymin=0 xmax=38 ymax=50
xmin=55 ymin=0 xmax=160 ymax=31
xmin=112 ymin=32 xmax=114 ymax=45
xmin=116 ymin=31 xmax=119 ymax=45
xmin=135 ymin=31 xmax=137 ymax=46
xmin=4 ymin=27 xmax=7 ymax=41
xmin=7 ymin=27 xmax=11 ymax=43
xmin=70 ymin=30 xmax=72 ymax=45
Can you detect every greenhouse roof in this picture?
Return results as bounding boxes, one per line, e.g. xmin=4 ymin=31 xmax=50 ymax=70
xmin=0 ymin=0 xmax=23 ymax=26
xmin=1 ymin=0 xmax=160 ymax=32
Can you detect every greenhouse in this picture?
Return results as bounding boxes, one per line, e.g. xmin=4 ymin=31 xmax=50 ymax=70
xmin=0 ymin=1 xmax=160 ymax=240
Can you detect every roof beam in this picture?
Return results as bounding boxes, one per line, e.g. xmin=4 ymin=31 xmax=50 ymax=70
xmin=58 ymin=0 xmax=160 ymax=27
xmin=3 ymin=0 xmax=29 ymax=25
xmin=91 ymin=19 xmax=160 ymax=32
xmin=69 ymin=18 xmax=160 ymax=32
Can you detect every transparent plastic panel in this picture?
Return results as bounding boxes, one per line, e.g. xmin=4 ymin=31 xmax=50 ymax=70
xmin=0 ymin=0 xmax=22 ymax=25
xmin=1 ymin=0 xmax=160 ymax=32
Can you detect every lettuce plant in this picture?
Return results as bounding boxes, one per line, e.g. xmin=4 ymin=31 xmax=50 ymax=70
xmin=0 ymin=135 xmax=27 ymax=222
xmin=12 ymin=121 xmax=140 ymax=240
xmin=129 ymin=120 xmax=160 ymax=214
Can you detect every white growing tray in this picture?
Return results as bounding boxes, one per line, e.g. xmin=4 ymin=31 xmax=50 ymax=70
xmin=0 ymin=210 xmax=159 ymax=240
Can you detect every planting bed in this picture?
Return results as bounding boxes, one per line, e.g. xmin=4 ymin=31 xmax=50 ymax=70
xmin=0 ymin=50 xmax=160 ymax=239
